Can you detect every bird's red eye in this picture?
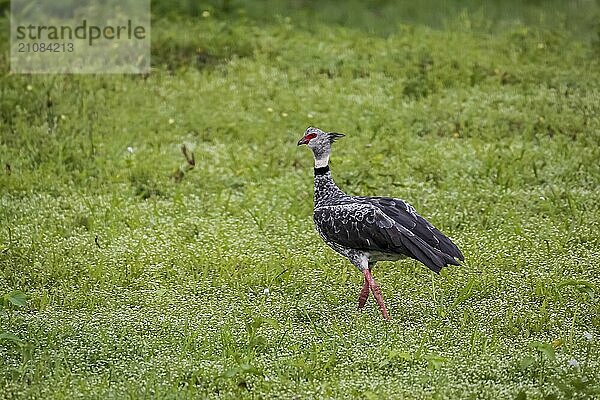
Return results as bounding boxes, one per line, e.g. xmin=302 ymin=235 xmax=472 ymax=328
xmin=304 ymin=133 xmax=317 ymax=141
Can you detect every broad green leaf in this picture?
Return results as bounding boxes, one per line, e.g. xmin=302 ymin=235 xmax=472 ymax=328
xmin=0 ymin=332 xmax=23 ymax=344
xmin=529 ymin=342 xmax=556 ymax=361
xmin=519 ymin=356 xmax=536 ymax=369
xmin=7 ymin=291 xmax=28 ymax=307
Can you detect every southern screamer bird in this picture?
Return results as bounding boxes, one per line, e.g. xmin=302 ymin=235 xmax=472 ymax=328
xmin=297 ymin=127 xmax=464 ymax=320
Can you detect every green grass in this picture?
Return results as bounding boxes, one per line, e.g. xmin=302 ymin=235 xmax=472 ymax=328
xmin=1 ymin=1 xmax=600 ymax=398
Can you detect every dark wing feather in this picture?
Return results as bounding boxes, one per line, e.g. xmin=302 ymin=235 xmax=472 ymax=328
xmin=357 ymin=196 xmax=464 ymax=261
xmin=314 ymin=203 xmax=460 ymax=273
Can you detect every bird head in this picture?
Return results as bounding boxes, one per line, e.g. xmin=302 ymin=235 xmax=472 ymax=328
xmin=297 ymin=127 xmax=345 ymax=166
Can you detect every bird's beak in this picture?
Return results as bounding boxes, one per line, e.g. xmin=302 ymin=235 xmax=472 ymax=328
xmin=297 ymin=136 xmax=309 ymax=146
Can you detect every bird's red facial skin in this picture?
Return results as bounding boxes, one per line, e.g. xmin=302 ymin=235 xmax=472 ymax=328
xmin=297 ymin=132 xmax=318 ymax=146
xmin=301 ymin=133 xmax=317 ymax=144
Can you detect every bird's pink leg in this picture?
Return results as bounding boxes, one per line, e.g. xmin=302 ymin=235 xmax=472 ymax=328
xmin=357 ymin=276 xmax=370 ymax=310
xmin=363 ymin=269 xmax=390 ymax=320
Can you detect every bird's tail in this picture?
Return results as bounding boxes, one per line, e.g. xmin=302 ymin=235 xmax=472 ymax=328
xmin=399 ymin=234 xmax=461 ymax=274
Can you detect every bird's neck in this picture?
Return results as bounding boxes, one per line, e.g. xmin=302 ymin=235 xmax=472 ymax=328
xmin=314 ymin=154 xmax=329 ymax=168
xmin=313 ymin=162 xmax=345 ymax=207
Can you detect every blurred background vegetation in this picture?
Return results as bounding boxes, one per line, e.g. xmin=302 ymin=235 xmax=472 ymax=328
xmin=146 ymin=0 xmax=600 ymax=69
xmin=150 ymin=0 xmax=600 ymax=38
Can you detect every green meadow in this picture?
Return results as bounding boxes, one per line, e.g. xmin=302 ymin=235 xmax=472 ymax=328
xmin=1 ymin=1 xmax=600 ymax=398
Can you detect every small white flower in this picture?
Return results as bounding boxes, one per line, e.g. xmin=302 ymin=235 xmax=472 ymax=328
xmin=267 ymin=107 xmax=274 ymax=113
xmin=127 ymin=146 xmax=134 ymax=153
xmin=568 ymin=359 xmax=579 ymax=368
xmin=168 ymin=118 xmax=175 ymax=125
xmin=307 ymin=112 xmax=314 ymax=118
xmin=60 ymin=114 xmax=67 ymax=120
xmin=201 ymin=10 xmax=210 ymax=18
xmin=281 ymin=112 xmax=288 ymax=117
xmin=263 ymin=288 xmax=269 ymax=295
xmin=583 ymin=331 xmax=593 ymax=341
xmin=26 ymin=85 xmax=33 ymax=91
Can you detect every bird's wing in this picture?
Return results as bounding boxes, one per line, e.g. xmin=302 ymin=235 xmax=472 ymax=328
xmin=314 ymin=203 xmax=459 ymax=273
xmin=356 ymin=196 xmax=464 ymax=261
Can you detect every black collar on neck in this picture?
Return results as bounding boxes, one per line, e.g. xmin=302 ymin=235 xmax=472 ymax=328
xmin=314 ymin=165 xmax=330 ymax=176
